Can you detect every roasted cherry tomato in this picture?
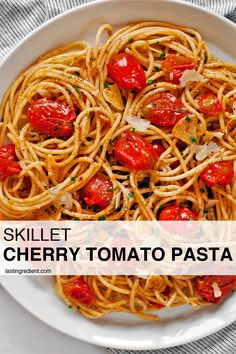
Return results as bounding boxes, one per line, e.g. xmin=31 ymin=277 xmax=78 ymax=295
xmin=114 ymin=131 xmax=158 ymax=170
xmin=107 ymin=53 xmax=146 ymax=91
xmin=0 ymin=159 xmax=22 ymax=181
xmin=143 ymin=93 xmax=186 ymax=127
xmin=196 ymin=276 xmax=236 ymax=304
xmin=200 ymin=162 xmax=234 ymax=187
xmin=27 ymin=98 xmax=77 ymax=138
xmin=158 ymin=205 xmax=197 ymax=221
xmin=152 ymin=141 xmax=165 ymax=157
xmin=80 ymin=174 xmax=113 ymax=209
xmin=161 ymin=54 xmax=196 ymax=84
xmin=63 ymin=278 xmax=93 ymax=305
xmin=197 ymin=93 xmax=222 ymax=115
xmin=0 ymin=144 xmax=15 ymax=160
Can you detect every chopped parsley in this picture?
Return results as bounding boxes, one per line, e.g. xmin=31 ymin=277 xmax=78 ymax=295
xmin=189 ymin=136 xmax=198 ymax=144
xmin=98 ymin=216 xmax=106 ymax=221
xmin=114 ymin=186 xmax=118 ymax=191
xmin=104 ymin=82 xmax=110 ymax=88
xmin=200 ymin=188 xmax=205 ymax=193
xmin=131 ymin=127 xmax=136 ymax=132
xmin=68 ymin=305 xmax=73 ymax=309
xmin=128 ymin=193 xmax=135 ymax=198
xmin=77 ymin=306 xmax=80 ymax=310
xmin=159 ymin=204 xmax=164 ymax=211
xmin=154 ymin=66 xmax=160 ymax=72
xmin=147 ymin=79 xmax=153 ymax=84
xmin=189 ymin=217 xmax=193 ymax=221
xmin=127 ymin=175 xmax=130 ymax=180
xmin=106 ymin=188 xmax=113 ymax=192
xmin=128 ymin=38 xmax=134 ymax=43
xmin=159 ymin=52 xmax=166 ymax=59
xmin=74 ymin=218 xmax=80 ymax=221
xmin=186 ymin=116 xmax=191 ymax=123
xmin=75 ymin=85 xmax=79 ymax=92
xmin=71 ymin=177 xmax=76 ymax=181
xmin=203 ymin=208 xmax=209 ymax=214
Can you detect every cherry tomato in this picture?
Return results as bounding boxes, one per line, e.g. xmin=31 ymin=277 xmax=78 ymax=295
xmin=63 ymin=278 xmax=93 ymax=305
xmin=197 ymin=93 xmax=222 ymax=115
xmin=114 ymin=131 xmax=158 ymax=170
xmin=0 ymin=144 xmax=15 ymax=160
xmin=143 ymin=93 xmax=186 ymax=127
xmin=152 ymin=141 xmax=165 ymax=157
xmin=161 ymin=54 xmax=196 ymax=84
xmin=200 ymin=162 xmax=234 ymax=187
xmin=159 ymin=205 xmax=197 ymax=221
xmin=0 ymin=159 xmax=22 ymax=181
xmin=149 ymin=301 xmax=164 ymax=309
xmin=196 ymin=276 xmax=236 ymax=304
xmin=80 ymin=174 xmax=113 ymax=209
xmin=107 ymin=53 xmax=146 ymax=91
xmin=27 ymin=98 xmax=76 ymax=138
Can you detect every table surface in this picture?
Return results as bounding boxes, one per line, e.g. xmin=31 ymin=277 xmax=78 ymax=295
xmin=0 ymin=285 xmax=106 ymax=354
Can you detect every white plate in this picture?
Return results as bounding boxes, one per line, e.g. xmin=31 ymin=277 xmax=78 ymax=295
xmin=0 ymin=0 xmax=236 ymax=350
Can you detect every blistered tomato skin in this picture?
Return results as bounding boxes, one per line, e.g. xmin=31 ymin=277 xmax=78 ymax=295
xmin=114 ymin=131 xmax=158 ymax=170
xmin=107 ymin=53 xmax=146 ymax=91
xmin=198 ymin=93 xmax=222 ymax=115
xmin=80 ymin=174 xmax=113 ymax=209
xmin=143 ymin=93 xmax=186 ymax=127
xmin=27 ymin=98 xmax=77 ymax=138
xmin=161 ymin=54 xmax=196 ymax=84
xmin=196 ymin=276 xmax=236 ymax=304
xmin=0 ymin=144 xmax=15 ymax=159
xmin=200 ymin=162 xmax=234 ymax=187
xmin=158 ymin=205 xmax=198 ymax=221
xmin=152 ymin=141 xmax=165 ymax=157
xmin=63 ymin=278 xmax=93 ymax=305
xmin=0 ymin=144 xmax=22 ymax=181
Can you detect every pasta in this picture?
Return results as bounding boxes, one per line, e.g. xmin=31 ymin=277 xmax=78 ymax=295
xmin=0 ymin=21 xmax=236 ymax=320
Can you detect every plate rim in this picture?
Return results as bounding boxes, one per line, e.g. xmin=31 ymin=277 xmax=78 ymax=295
xmin=0 ymin=0 xmax=236 ymax=350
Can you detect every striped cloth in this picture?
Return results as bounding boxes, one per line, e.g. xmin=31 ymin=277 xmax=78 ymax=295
xmin=0 ymin=0 xmax=235 ymax=353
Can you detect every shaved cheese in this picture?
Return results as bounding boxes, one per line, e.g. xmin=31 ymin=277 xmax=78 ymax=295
xmin=180 ymin=69 xmax=204 ymax=87
xmin=56 ymin=192 xmax=73 ymax=210
xmin=125 ymin=115 xmax=150 ymax=132
xmin=195 ymin=142 xmax=219 ymax=161
xmin=172 ymin=116 xmax=197 ymax=145
xmin=212 ymin=282 xmax=222 ymax=298
xmin=118 ymin=57 xmax=127 ymax=67
xmin=103 ymin=84 xmax=124 ymax=111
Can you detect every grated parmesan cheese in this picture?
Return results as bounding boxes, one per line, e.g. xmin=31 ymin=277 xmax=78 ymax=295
xmin=56 ymin=192 xmax=73 ymax=210
xmin=212 ymin=282 xmax=222 ymax=298
xmin=195 ymin=142 xmax=219 ymax=161
xmin=180 ymin=69 xmax=204 ymax=87
xmin=125 ymin=115 xmax=150 ymax=132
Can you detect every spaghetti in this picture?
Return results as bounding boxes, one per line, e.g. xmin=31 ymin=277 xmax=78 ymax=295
xmin=0 ymin=22 xmax=236 ymax=320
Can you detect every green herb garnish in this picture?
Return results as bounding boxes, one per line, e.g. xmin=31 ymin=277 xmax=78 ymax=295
xmin=200 ymin=188 xmax=205 ymax=193
xmin=147 ymin=79 xmax=153 ymax=84
xmin=189 ymin=136 xmax=198 ymax=144
xmin=98 ymin=216 xmax=106 ymax=221
xmin=75 ymin=85 xmax=79 ymax=92
xmin=154 ymin=66 xmax=160 ymax=72
xmin=159 ymin=52 xmax=166 ymax=59
xmin=128 ymin=193 xmax=135 ymax=198
xmin=71 ymin=177 xmax=76 ymax=181
xmin=186 ymin=116 xmax=191 ymax=123
xmin=203 ymin=208 xmax=209 ymax=214
xmin=104 ymin=82 xmax=110 ymax=88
